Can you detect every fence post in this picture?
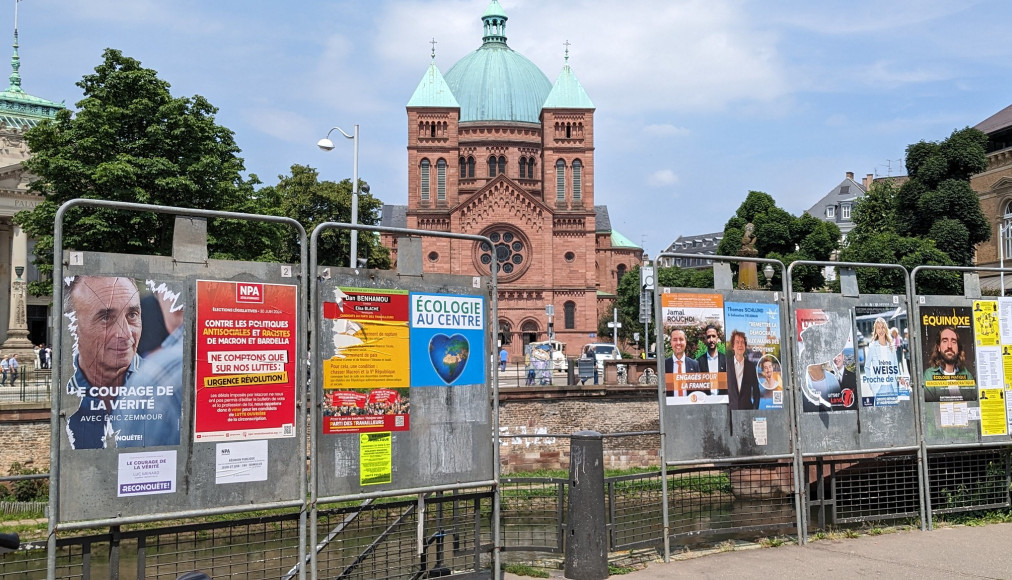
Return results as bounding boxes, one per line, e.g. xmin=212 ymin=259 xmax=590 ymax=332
xmin=565 ymin=430 xmax=608 ymax=580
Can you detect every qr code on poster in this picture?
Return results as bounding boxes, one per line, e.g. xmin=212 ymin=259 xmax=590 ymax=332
xmin=283 ymin=424 xmax=293 ymax=435
xmin=773 ymin=391 xmax=783 ymax=405
xmin=395 ymin=416 xmax=404 ymax=427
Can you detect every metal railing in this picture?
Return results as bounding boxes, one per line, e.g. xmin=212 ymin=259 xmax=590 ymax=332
xmin=0 ymin=368 xmax=51 ymax=403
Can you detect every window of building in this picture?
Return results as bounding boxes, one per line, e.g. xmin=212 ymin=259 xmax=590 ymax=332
xmin=564 ymin=251 xmax=575 ymax=262
xmin=556 ymin=159 xmax=566 ymax=200
xmin=519 ymin=158 xmax=527 ymax=179
xmin=498 ymin=155 xmax=506 ymax=176
xmin=459 ymin=156 xmax=466 ymax=177
xmin=572 ymin=159 xmax=582 ymax=200
xmin=467 ymin=156 xmax=475 ymax=178
xmin=436 ymin=159 xmax=446 ymax=200
xmin=488 ymin=156 xmax=497 ymax=177
xmin=1003 ymin=201 xmax=1012 ymax=260
xmin=841 ymin=204 xmax=851 ymax=219
xmin=617 ymin=264 xmax=627 ymax=283
xmin=476 ymin=227 xmax=530 ymax=280
xmin=428 ymin=251 xmax=439 ymax=262
xmin=527 ymin=157 xmax=536 ymax=178
xmin=564 ymin=301 xmax=575 ymax=329
xmin=420 ymin=159 xmax=430 ymax=200
xmin=430 ymin=123 xmax=436 ymax=138
xmin=565 ymin=123 xmax=571 ymax=139
xmin=826 ymin=206 xmax=835 ymax=218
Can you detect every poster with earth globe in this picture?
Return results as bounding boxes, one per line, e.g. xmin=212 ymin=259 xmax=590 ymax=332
xmin=409 ymin=292 xmax=486 ymax=387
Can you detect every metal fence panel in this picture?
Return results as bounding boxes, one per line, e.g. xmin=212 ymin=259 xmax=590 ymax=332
xmin=55 ymin=252 xmax=304 ymax=523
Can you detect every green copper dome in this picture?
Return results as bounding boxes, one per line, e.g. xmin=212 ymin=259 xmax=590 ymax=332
xmin=443 ymin=1 xmax=551 ymax=124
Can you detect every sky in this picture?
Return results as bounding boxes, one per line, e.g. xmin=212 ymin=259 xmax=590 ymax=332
xmin=9 ymin=0 xmax=1012 ymax=257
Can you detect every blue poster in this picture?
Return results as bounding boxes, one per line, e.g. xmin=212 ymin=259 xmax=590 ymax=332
xmin=724 ymin=302 xmax=783 ymax=410
xmin=409 ymin=292 xmax=486 ymax=387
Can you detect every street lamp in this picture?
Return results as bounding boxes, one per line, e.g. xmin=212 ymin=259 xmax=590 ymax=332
xmin=762 ymin=263 xmax=774 ymax=289
xmin=317 ymin=124 xmax=360 ymax=268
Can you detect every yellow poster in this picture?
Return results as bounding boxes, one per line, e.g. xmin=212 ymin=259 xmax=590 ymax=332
xmin=978 ymin=388 xmax=1008 ymax=436
xmin=1004 ymin=346 xmax=1012 ymax=390
xmin=360 ymin=432 xmax=392 ymax=486
xmin=973 ymin=300 xmax=999 ymax=347
xmin=322 ymin=289 xmax=410 ymax=390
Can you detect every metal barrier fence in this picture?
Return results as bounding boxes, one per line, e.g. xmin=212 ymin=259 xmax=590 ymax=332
xmin=0 ymin=369 xmax=51 ymax=403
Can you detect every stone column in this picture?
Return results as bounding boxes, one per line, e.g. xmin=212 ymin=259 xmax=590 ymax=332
xmin=2 ymin=224 xmax=34 ymax=357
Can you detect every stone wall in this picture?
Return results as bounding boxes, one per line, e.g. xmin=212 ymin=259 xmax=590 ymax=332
xmin=0 ymin=388 xmax=663 ymax=475
xmin=0 ymin=403 xmax=50 ymax=471
xmin=498 ymin=386 xmax=660 ymax=473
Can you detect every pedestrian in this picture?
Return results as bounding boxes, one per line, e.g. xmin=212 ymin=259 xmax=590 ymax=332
xmin=33 ymin=344 xmax=40 ymax=369
xmin=9 ymin=355 xmax=19 ymax=386
xmin=1 ymin=355 xmax=9 ymax=386
xmin=43 ymin=344 xmax=51 ymax=369
xmin=499 ymin=346 xmax=508 ymax=372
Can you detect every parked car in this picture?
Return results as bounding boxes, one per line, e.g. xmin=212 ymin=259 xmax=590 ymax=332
xmin=584 ymin=343 xmax=621 ymax=370
xmin=529 ymin=340 xmax=568 ymax=371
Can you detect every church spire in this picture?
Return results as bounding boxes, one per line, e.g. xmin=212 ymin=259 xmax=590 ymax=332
xmin=481 ymin=0 xmax=508 ymax=45
xmin=8 ymin=0 xmax=22 ymax=94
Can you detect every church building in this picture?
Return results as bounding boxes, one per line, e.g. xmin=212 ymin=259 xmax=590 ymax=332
xmin=380 ymin=1 xmax=641 ymax=361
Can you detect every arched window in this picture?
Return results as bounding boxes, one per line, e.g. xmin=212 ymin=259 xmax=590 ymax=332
xmin=498 ymin=155 xmax=506 ymax=176
xmin=521 ymin=320 xmax=539 ymax=350
xmin=498 ymin=319 xmax=512 ymax=346
xmin=528 ymin=157 xmax=536 ymax=178
xmin=555 ymin=159 xmax=566 ymax=201
xmin=565 ymin=123 xmax=572 ymax=139
xmin=1003 ymin=201 xmax=1012 ymax=260
xmin=617 ymin=264 xmax=627 ymax=284
xmin=572 ymin=159 xmax=582 ymax=201
xmin=467 ymin=156 xmax=475 ymax=178
xmin=488 ymin=156 xmax=498 ymax=177
xmin=519 ymin=158 xmax=527 ymax=179
xmin=564 ymin=301 xmax=576 ymax=330
xmin=420 ymin=159 xmax=430 ymax=201
xmin=459 ymin=156 xmax=466 ymax=177
xmin=436 ymin=159 xmax=446 ymax=200
xmin=430 ymin=123 xmax=436 ymax=138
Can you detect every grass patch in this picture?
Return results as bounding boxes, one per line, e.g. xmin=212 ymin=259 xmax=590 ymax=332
xmin=502 ymin=563 xmax=549 ymax=578
xmin=758 ymin=536 xmax=790 ymax=548
xmin=608 ymin=563 xmax=638 ymax=575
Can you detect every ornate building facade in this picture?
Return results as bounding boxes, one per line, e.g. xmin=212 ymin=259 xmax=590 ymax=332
xmin=0 ymin=31 xmax=62 ymax=360
xmin=380 ymin=1 xmax=641 ymax=360
xmin=972 ymin=104 xmax=1012 ymax=291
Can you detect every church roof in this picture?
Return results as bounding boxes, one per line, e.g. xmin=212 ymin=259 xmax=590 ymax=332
xmin=543 ymin=61 xmax=594 ymax=110
xmin=0 ymin=31 xmax=62 ymax=129
xmin=407 ymin=62 xmax=460 ymax=109
xmin=595 ymin=205 xmax=610 ymax=233
xmin=442 ymin=1 xmax=552 ymax=124
xmin=611 ymin=229 xmax=639 ymax=249
xmin=381 ymin=204 xmax=407 ymax=229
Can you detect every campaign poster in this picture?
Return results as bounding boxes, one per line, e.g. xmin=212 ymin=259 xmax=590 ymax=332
xmin=856 ymin=307 xmax=908 ymax=408
xmin=409 ymin=292 xmax=486 ymax=387
xmin=117 ymin=450 xmax=176 ymax=497
xmin=63 ymin=276 xmax=183 ymax=450
xmin=194 ymin=280 xmax=298 ymax=441
xmin=724 ymin=302 xmax=782 ymax=410
xmin=795 ymin=308 xmax=856 ymax=412
xmin=920 ymin=306 xmax=977 ymax=403
xmin=973 ymin=300 xmax=1000 ymax=347
xmin=321 ymin=287 xmax=411 ymax=434
xmin=661 ymin=293 xmax=727 ymax=405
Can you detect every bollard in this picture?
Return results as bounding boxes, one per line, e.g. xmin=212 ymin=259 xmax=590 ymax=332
xmin=565 ymin=430 xmax=608 ymax=580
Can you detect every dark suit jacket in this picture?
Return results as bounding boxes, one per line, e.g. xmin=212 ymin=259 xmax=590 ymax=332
xmin=696 ymin=352 xmax=727 ymax=373
xmin=727 ymin=354 xmax=760 ymax=410
xmin=665 ymin=355 xmax=700 ymax=374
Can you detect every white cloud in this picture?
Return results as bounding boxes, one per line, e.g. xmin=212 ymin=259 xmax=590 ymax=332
xmin=647 ymin=169 xmax=679 ymax=187
xmin=240 ymin=107 xmax=316 ymax=144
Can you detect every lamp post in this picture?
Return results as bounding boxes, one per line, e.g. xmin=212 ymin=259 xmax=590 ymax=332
xmin=762 ymin=263 xmax=774 ymax=290
xmin=317 ymin=125 xmax=360 ymax=268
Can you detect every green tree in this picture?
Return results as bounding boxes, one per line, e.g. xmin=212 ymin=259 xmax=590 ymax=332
xmin=895 ymin=127 xmax=990 ymax=266
xmin=259 ymin=164 xmax=390 ymax=268
xmin=15 ymin=49 xmax=275 ymax=295
xmin=717 ymin=191 xmax=840 ymax=291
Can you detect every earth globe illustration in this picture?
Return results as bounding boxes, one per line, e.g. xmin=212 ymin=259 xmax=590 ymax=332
xmin=429 ymin=333 xmax=470 ymax=384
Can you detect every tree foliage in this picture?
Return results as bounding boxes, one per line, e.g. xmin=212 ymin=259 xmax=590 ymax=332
xmin=895 ymin=127 xmax=990 ymax=265
xmin=15 ymin=49 xmax=273 ymax=295
xmin=841 ymin=127 xmax=989 ymax=294
xmin=716 ymin=191 xmax=840 ymax=291
xmin=258 ymin=164 xmax=390 ymax=268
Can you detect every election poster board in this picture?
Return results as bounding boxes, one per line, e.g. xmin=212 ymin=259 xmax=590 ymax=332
xmin=63 ymin=275 xmax=184 ymax=451
xmin=194 ymin=280 xmax=298 ymax=441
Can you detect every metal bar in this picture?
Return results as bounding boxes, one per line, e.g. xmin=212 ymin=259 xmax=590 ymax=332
xmin=55 ymin=499 xmax=305 ymax=531
xmin=665 ymin=453 xmax=797 ymax=466
xmin=315 ymin=480 xmax=496 ymax=506
xmin=335 ymin=501 xmax=418 ymax=580
xmin=799 ymin=445 xmax=921 ymax=457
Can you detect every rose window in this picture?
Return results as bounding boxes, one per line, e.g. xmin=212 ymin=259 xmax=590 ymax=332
xmin=475 ymin=227 xmax=530 ymax=281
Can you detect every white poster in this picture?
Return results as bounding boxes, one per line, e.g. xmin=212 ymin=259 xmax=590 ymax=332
xmin=117 ymin=451 xmax=177 ymax=497
xmin=999 ymin=297 xmax=1012 ymax=344
xmin=215 ymin=440 xmax=269 ymax=484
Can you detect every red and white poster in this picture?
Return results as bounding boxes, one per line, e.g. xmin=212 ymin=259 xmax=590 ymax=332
xmin=194 ymin=280 xmax=298 ymax=441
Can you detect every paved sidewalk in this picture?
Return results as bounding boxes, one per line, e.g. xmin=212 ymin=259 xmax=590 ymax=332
xmin=504 ymin=522 xmax=1012 ymax=579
